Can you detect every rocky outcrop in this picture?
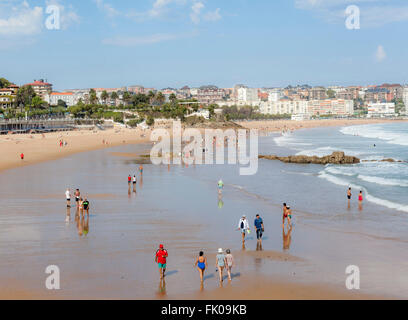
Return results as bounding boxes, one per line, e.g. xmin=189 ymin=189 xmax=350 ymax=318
xmin=259 ymin=151 xmax=360 ymax=165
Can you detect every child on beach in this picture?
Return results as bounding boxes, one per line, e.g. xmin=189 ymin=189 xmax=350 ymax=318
xmin=225 ymin=249 xmax=234 ymax=281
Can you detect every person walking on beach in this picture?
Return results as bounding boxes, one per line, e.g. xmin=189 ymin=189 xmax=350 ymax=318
xmin=65 ymin=189 xmax=71 ymax=208
xmin=74 ymin=189 xmax=80 ymax=208
xmin=83 ymin=198 xmax=90 ymax=216
xmin=282 ymin=203 xmax=290 ymax=228
xmin=20 ymin=153 xmax=24 ymax=160
xmin=218 ymin=179 xmax=224 ymax=195
xmin=139 ymin=165 xmax=144 ymax=176
xmin=215 ymin=248 xmax=227 ymax=284
xmin=225 ymin=249 xmax=235 ymax=281
xmin=347 ymin=187 xmax=352 ymax=209
xmin=132 ymin=175 xmax=137 ymax=192
xmin=128 ymin=175 xmax=132 ymax=187
xmin=254 ymin=214 xmax=264 ymax=246
xmin=237 ymin=215 xmax=250 ymax=244
xmin=194 ymin=251 xmax=207 ymax=284
xmin=155 ymin=244 xmax=168 ymax=279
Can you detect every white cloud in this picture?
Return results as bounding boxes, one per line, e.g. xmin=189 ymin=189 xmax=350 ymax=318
xmin=190 ymin=1 xmax=204 ymax=24
xmin=204 ymin=8 xmax=221 ymax=22
xmin=94 ymin=0 xmax=119 ymax=18
xmin=375 ymin=45 xmax=386 ymax=62
xmin=0 ymin=2 xmax=43 ymax=36
xmin=102 ymin=32 xmax=196 ymax=46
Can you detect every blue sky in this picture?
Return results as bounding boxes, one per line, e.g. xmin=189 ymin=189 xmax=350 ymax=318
xmin=0 ymin=0 xmax=408 ymax=90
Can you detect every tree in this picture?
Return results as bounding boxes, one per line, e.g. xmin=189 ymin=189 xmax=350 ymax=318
xmin=16 ymin=85 xmax=36 ymax=108
xmin=169 ymin=93 xmax=177 ymax=103
xmin=327 ymin=89 xmax=336 ymax=99
xmin=0 ymin=77 xmax=11 ymax=88
xmin=111 ymin=91 xmax=119 ymax=101
xmin=146 ymin=115 xmax=155 ymax=126
xmin=147 ymin=91 xmax=155 ymax=104
xmin=123 ymin=91 xmax=131 ymax=105
xmin=101 ymin=90 xmax=109 ymax=104
xmin=89 ymin=89 xmax=98 ymax=104
xmin=155 ymin=92 xmax=165 ymax=105
xmin=57 ymin=99 xmax=67 ymax=108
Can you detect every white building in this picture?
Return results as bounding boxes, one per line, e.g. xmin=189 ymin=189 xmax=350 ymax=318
xmin=403 ymin=87 xmax=408 ymax=111
xmin=237 ymin=87 xmax=259 ymax=104
xmin=367 ymin=102 xmax=396 ymax=117
xmin=260 ymin=99 xmax=353 ymax=116
xmin=260 ymin=99 xmax=308 ymax=115
xmin=267 ymin=89 xmax=282 ymax=103
xmin=45 ymin=92 xmax=75 ymax=106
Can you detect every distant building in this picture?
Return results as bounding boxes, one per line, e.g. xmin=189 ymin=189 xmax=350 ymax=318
xmin=307 ymin=99 xmax=354 ymax=116
xmin=24 ymin=79 xmax=52 ymax=98
xmin=196 ymin=86 xmax=225 ymax=105
xmin=45 ymin=92 xmax=75 ymax=106
xmin=237 ymin=87 xmax=259 ymax=105
xmin=0 ymin=84 xmax=19 ymax=109
xmin=403 ymin=87 xmax=408 ymax=111
xmin=367 ymin=102 xmax=396 ymax=117
xmin=311 ymin=87 xmax=327 ymax=100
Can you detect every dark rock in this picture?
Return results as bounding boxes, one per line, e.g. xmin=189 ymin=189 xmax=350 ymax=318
xmin=259 ymin=151 xmax=360 ymax=165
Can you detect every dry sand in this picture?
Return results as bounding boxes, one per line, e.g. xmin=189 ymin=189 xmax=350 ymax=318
xmin=0 ymin=127 xmax=152 ymax=173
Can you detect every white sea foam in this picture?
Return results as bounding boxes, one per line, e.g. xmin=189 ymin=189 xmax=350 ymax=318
xmin=358 ymin=175 xmax=408 ymax=187
xmin=365 ymin=194 xmax=408 ymax=213
xmin=325 ymin=166 xmax=355 ymax=176
xmin=340 ymin=125 xmax=408 ymax=146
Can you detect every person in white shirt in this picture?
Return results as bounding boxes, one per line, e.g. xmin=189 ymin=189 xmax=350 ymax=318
xmin=237 ymin=215 xmax=250 ymax=244
xmin=65 ymin=189 xmax=71 ymax=208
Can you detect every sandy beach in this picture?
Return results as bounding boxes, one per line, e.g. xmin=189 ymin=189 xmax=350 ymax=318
xmin=0 ymin=127 xmax=152 ymax=173
xmin=1 ymin=119 xmax=404 ymax=174
xmin=0 ymin=118 xmax=407 ymax=300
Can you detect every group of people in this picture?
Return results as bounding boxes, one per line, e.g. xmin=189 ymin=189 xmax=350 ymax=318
xmin=347 ymin=187 xmax=364 ymax=210
xmin=65 ymin=188 xmax=90 ymax=217
xmin=127 ymin=165 xmax=144 ymax=193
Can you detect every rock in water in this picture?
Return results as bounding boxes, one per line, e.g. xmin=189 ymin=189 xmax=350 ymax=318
xmin=259 ymin=151 xmax=360 ymax=165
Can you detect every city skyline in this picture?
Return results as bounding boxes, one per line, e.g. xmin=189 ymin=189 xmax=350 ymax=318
xmin=1 ymin=0 xmax=408 ymax=90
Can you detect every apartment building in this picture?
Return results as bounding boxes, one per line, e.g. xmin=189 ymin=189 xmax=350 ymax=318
xmin=24 ymin=80 xmax=52 ymax=98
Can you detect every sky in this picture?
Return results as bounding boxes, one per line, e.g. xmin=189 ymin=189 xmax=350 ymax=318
xmin=0 ymin=0 xmax=408 ymax=91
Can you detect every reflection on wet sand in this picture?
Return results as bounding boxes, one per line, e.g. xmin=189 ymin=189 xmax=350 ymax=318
xmin=283 ymin=226 xmax=293 ymax=251
xmin=256 ymin=241 xmax=263 ymax=251
xmin=65 ymin=207 xmax=71 ymax=224
xmin=76 ymin=213 xmax=90 ymax=238
xmin=157 ymin=278 xmax=166 ymax=298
